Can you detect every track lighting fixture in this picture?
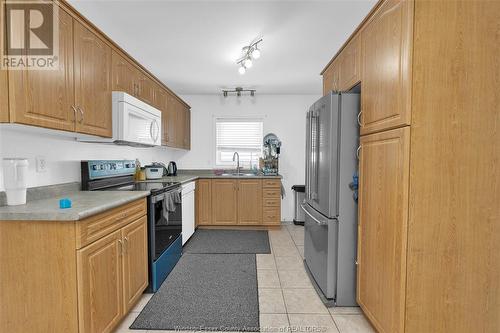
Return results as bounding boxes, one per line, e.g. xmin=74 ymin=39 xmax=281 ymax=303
xmin=236 ymin=37 xmax=262 ymax=74
xmin=222 ymin=87 xmax=256 ymax=97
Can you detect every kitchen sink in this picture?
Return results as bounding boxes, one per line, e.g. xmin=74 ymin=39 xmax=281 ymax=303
xmin=219 ymin=172 xmax=257 ymax=177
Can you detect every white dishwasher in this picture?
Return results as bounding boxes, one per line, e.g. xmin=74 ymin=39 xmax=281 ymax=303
xmin=181 ymin=181 xmax=196 ymax=245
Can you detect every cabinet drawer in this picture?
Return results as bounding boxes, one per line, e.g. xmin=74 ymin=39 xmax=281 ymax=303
xmin=76 ymin=199 xmax=147 ymax=249
xmin=263 ymin=197 xmax=280 ymax=207
xmin=263 ymin=207 xmax=281 ymax=223
xmin=263 ymin=188 xmax=281 ymax=199
xmin=263 ymin=179 xmax=281 ymax=188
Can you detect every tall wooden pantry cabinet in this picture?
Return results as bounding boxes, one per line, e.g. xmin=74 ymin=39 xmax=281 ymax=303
xmin=321 ymin=0 xmax=499 ymax=332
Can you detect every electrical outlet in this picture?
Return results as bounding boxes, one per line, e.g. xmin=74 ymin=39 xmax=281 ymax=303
xmin=36 ymin=156 xmax=47 ymax=173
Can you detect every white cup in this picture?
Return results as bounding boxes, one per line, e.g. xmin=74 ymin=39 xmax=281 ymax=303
xmin=3 ymin=158 xmax=29 ymax=205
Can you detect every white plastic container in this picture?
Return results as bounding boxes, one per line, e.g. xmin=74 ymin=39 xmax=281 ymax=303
xmin=2 ymin=158 xmax=29 ymax=205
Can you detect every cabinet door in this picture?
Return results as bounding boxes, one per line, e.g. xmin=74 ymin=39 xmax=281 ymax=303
xmin=165 ymin=94 xmax=178 ymax=147
xmin=0 ymin=69 xmax=7 ymax=122
xmin=357 ymin=127 xmax=410 ymax=333
xmin=8 ymin=9 xmax=75 ymax=131
xmin=136 ymin=73 xmax=155 ymax=105
xmin=0 ymin=1 xmax=6 ymax=122
xmin=338 ymin=34 xmax=361 ymax=91
xmin=122 ymin=216 xmax=148 ymax=313
xmin=238 ymin=180 xmax=263 ymax=225
xmin=176 ymin=103 xmax=186 ymax=149
xmin=77 ymin=230 xmax=123 ymax=333
xmin=111 ymin=51 xmax=136 ymax=96
xmin=184 ymin=107 xmax=191 ymax=150
xmin=322 ymin=60 xmax=339 ymax=95
xmin=360 ymin=0 xmax=413 ymax=135
xmin=153 ymin=88 xmax=169 ymax=145
xmin=74 ymin=21 xmax=112 ymax=137
xmin=196 ymin=179 xmax=212 ymax=225
xmin=211 ymin=179 xmax=238 ymax=225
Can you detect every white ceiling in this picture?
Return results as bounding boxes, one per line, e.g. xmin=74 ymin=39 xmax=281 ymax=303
xmin=68 ymin=0 xmax=376 ymax=95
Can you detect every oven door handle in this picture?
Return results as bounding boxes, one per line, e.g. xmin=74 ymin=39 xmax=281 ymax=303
xmin=151 ymin=188 xmax=182 ymax=203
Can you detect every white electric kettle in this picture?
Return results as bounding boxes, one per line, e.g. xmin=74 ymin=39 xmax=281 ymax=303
xmin=2 ymin=158 xmax=29 ymax=205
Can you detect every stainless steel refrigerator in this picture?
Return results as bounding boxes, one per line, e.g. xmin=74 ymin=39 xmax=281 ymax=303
xmin=302 ymin=91 xmax=359 ymax=306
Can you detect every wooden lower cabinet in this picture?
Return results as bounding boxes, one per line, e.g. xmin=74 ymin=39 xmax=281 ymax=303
xmin=196 ymin=178 xmax=281 ymax=226
xmin=196 ymin=179 xmax=212 ymax=226
xmin=357 ymin=127 xmax=410 ymax=333
xmin=238 ymin=179 xmax=263 ymax=225
xmin=0 ymin=199 xmax=148 ymax=333
xmin=121 ymin=216 xmax=149 ymax=312
xmin=77 ymin=230 xmax=123 ymax=333
xmin=211 ymin=179 xmax=238 ymax=225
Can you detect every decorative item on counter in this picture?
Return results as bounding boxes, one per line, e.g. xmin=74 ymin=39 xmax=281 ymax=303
xmin=261 ymin=133 xmax=282 ymax=175
xmin=2 ymin=158 xmax=29 ymax=205
xmin=59 ymin=198 xmax=72 ymax=209
xmin=134 ymin=158 xmax=141 ymax=181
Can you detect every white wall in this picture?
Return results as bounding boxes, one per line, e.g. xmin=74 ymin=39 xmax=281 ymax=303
xmin=173 ymin=94 xmax=320 ymax=221
xmin=0 ymin=126 xmax=181 ymax=191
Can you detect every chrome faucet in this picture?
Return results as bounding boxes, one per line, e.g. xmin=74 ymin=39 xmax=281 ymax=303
xmin=232 ymin=152 xmax=240 ymax=175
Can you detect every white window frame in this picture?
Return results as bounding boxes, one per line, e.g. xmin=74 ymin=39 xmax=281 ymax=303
xmin=213 ymin=116 xmax=264 ymax=168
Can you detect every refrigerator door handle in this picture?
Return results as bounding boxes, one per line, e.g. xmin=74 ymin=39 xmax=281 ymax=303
xmin=301 ymin=203 xmax=332 ymax=226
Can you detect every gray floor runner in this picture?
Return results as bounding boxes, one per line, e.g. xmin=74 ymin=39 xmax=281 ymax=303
xmin=183 ymin=229 xmax=271 ymax=254
xmin=130 ymin=253 xmax=259 ymax=331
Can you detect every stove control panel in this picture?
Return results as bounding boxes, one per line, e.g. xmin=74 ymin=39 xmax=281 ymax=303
xmin=83 ymin=160 xmax=136 ymax=180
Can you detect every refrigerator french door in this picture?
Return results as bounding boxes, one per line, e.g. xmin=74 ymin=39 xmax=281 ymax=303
xmin=303 ymin=92 xmax=359 ymax=306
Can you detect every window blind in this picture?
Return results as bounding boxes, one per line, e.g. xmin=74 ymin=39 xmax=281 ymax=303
xmin=215 ymin=118 xmax=263 ymax=167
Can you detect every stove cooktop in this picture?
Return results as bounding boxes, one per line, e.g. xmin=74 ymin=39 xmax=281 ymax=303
xmin=101 ymin=181 xmax=180 ymax=194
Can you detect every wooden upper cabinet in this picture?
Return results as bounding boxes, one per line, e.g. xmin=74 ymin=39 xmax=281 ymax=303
xmin=338 ymin=34 xmax=361 ymax=91
xmin=165 ymin=94 xmax=178 ymax=147
xmin=238 ymin=180 xmax=263 ymax=225
xmin=112 ymin=51 xmax=136 ymax=96
xmin=176 ymin=103 xmax=186 ymax=148
xmin=77 ymin=230 xmax=123 ymax=333
xmin=323 ymin=59 xmax=340 ymax=95
xmin=0 ymin=0 xmax=8 ymax=123
xmin=360 ymin=0 xmax=413 ymax=135
xmin=74 ymin=21 xmax=112 ymax=137
xmin=121 ymin=216 xmax=148 ymax=313
xmin=196 ymin=179 xmax=212 ymax=225
xmin=135 ymin=73 xmax=155 ymax=105
xmin=357 ymin=127 xmax=410 ymax=333
xmin=211 ymin=179 xmax=238 ymax=224
xmin=184 ymin=108 xmax=191 ymax=150
xmin=8 ymin=9 xmax=75 ymax=131
xmin=0 ymin=69 xmax=7 ymax=123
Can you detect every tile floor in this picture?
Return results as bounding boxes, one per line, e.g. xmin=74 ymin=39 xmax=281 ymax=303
xmin=114 ymin=224 xmax=375 ymax=333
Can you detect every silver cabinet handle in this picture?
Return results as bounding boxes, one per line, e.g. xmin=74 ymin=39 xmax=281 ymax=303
xmin=357 ymin=146 xmax=361 ymax=159
xmin=357 ymin=111 xmax=362 ymax=126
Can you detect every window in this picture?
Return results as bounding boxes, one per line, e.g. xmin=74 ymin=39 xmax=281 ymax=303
xmin=215 ymin=117 xmax=263 ymax=168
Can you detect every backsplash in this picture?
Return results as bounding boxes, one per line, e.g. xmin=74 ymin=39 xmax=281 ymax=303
xmin=0 ymin=126 xmax=183 ymax=191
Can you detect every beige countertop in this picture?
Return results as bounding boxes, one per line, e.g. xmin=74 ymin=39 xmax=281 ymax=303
xmin=0 ymin=170 xmax=282 ymax=222
xmin=0 ymin=191 xmax=149 ymax=221
xmin=138 ymin=170 xmax=283 ymax=184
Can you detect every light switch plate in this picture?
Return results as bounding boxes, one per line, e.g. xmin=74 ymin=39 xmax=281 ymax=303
xmin=36 ymin=156 xmax=47 ymax=173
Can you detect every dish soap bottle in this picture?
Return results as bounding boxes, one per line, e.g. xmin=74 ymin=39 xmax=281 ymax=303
xmin=134 ymin=159 xmax=141 ymax=181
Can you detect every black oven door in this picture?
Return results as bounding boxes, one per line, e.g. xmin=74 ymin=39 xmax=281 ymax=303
xmin=149 ymin=188 xmax=182 ymax=261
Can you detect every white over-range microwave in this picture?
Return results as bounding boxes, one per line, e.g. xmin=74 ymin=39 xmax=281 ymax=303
xmin=78 ymin=92 xmax=162 ymax=147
